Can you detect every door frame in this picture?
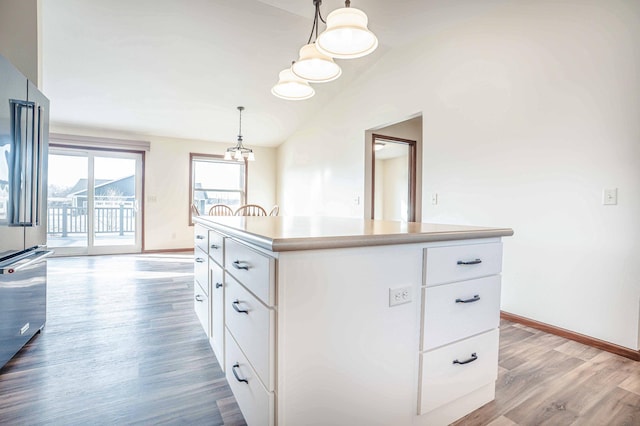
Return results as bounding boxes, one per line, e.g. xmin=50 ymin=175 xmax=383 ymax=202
xmin=48 ymin=145 xmax=145 ymax=256
xmin=370 ymin=133 xmax=417 ymax=222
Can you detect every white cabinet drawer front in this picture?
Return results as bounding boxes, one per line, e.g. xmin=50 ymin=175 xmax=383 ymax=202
xmin=194 ymin=248 xmax=209 ymax=294
xmin=208 ymin=230 xmax=224 ymax=267
xmin=225 ymin=274 xmax=274 ymax=390
xmin=194 ymin=224 xmax=209 ymax=253
xmin=424 ymin=242 xmax=502 ymax=286
xmin=419 ymin=328 xmax=499 ymax=414
xmin=225 ymin=238 xmax=275 ymax=306
xmin=193 ymin=281 xmax=209 ymax=337
xmin=210 ymin=262 xmax=225 ymax=369
xmin=422 ymin=275 xmax=501 ymax=351
xmin=225 ymin=328 xmax=274 ymax=426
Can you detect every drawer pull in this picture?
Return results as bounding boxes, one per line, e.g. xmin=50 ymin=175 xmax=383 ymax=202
xmin=196 ymin=235 xmax=205 ymax=240
xmin=210 ymin=244 xmax=220 ymax=250
xmin=232 ymin=300 xmax=249 ymax=314
xmin=457 ymin=259 xmax=482 ymax=265
xmin=195 ymin=294 xmax=204 ymax=302
xmin=215 ymin=282 xmax=223 ymax=289
xmin=232 ymin=260 xmax=250 ymax=270
xmin=195 ymin=258 xmax=205 ymax=263
xmin=453 ymin=353 xmax=478 ymax=365
xmin=455 ymin=295 xmax=480 ymax=304
xmin=232 ymin=363 xmax=249 ymax=384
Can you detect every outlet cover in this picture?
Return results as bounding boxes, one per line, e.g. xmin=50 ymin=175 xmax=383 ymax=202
xmin=389 ymin=286 xmax=412 ymax=307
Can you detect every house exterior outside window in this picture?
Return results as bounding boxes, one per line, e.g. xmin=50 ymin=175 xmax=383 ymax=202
xmin=190 ymin=154 xmax=246 ymax=222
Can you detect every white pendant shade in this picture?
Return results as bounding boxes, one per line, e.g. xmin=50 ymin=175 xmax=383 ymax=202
xmin=291 ymin=43 xmax=342 ymax=83
xmin=316 ymin=7 xmax=378 ymax=59
xmin=271 ymin=68 xmax=315 ymax=100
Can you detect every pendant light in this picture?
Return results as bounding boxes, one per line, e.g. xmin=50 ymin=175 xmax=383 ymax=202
xmin=290 ymin=0 xmax=341 ymax=83
xmin=224 ymin=106 xmax=255 ymax=162
xmin=316 ymin=0 xmax=378 ymax=59
xmin=271 ymin=68 xmax=315 ymax=100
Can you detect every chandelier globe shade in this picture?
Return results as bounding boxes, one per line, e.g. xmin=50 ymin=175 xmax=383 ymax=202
xmin=316 ymin=7 xmax=378 ymax=59
xmin=271 ymin=68 xmax=315 ymax=100
xmin=291 ymin=43 xmax=342 ymax=83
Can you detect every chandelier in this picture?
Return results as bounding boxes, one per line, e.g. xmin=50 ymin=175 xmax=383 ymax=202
xmin=272 ymin=0 xmax=377 ymax=101
xmin=224 ymin=106 xmax=255 ymax=162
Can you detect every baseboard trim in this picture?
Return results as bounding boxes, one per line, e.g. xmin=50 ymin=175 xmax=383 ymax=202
xmin=501 ymin=311 xmax=640 ymax=362
xmin=142 ymin=248 xmax=194 ymax=254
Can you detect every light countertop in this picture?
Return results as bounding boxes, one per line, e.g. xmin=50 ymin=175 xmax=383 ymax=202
xmin=193 ymin=216 xmax=513 ymax=252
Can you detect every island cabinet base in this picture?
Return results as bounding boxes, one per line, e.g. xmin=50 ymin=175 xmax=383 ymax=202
xmin=192 ymin=216 xmax=512 ymax=426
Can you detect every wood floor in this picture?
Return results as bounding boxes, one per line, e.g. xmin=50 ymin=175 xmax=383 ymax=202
xmin=0 ymin=253 xmax=246 ymax=425
xmin=1 ymin=253 xmax=638 ymax=425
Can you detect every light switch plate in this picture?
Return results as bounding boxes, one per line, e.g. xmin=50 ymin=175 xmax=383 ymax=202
xmin=603 ymin=188 xmax=618 ymax=205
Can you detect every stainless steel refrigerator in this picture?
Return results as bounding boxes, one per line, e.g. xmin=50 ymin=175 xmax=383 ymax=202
xmin=0 ymin=54 xmax=53 ymax=370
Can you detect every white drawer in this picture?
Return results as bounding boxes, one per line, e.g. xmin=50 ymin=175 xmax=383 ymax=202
xmin=193 ymin=280 xmax=209 ymax=337
xmin=419 ymin=328 xmax=499 ymax=414
xmin=422 ymin=275 xmax=501 ymax=351
xmin=225 ymin=328 xmax=275 ymax=426
xmin=194 ymin=224 xmax=209 ymax=253
xmin=208 ymin=230 xmax=224 ymax=267
xmin=225 ymin=274 xmax=275 ymax=391
xmin=210 ymin=262 xmax=225 ymax=369
xmin=225 ymin=238 xmax=275 ymax=306
xmin=424 ymin=242 xmax=502 ymax=287
xmin=194 ymin=248 xmax=209 ymax=295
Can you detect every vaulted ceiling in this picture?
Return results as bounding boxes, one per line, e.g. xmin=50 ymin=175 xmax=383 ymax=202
xmin=41 ymin=0 xmax=485 ymax=147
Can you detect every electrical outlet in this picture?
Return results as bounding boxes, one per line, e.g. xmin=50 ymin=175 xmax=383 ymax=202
xmin=389 ymin=286 xmax=412 ymax=307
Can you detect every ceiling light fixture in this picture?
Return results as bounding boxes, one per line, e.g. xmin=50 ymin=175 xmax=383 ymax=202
xmin=316 ymin=0 xmax=378 ymax=59
xmin=291 ymin=0 xmax=342 ymax=83
xmin=272 ymin=0 xmax=376 ymax=101
xmin=224 ymin=106 xmax=255 ymax=162
xmin=271 ymin=68 xmax=315 ymax=100
xmin=374 ymin=142 xmax=386 ymax=151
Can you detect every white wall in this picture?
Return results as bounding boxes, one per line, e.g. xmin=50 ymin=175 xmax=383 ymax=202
xmin=0 ymin=0 xmax=40 ymax=85
xmin=278 ymin=0 xmax=640 ymax=350
xmin=52 ymin=126 xmax=277 ymax=251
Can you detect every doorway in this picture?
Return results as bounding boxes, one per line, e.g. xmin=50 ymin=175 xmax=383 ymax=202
xmin=371 ymin=134 xmax=417 ymax=221
xmin=47 ymin=147 xmax=143 ymax=255
xmin=366 ymin=115 xmax=423 ymax=222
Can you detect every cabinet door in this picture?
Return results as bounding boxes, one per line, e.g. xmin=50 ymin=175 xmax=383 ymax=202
xmin=210 ymin=262 xmax=225 ymax=369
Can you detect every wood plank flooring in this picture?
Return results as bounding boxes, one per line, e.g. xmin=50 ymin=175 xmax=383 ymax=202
xmin=1 ymin=253 xmax=638 ymax=425
xmin=455 ymin=321 xmax=640 ymax=426
xmin=0 ymin=253 xmax=246 ymax=425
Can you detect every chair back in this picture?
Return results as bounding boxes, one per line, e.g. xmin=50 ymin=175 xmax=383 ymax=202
xmin=208 ymin=204 xmax=234 ymax=216
xmin=190 ymin=202 xmax=201 ymax=216
xmin=268 ymin=205 xmax=279 ymax=216
xmin=234 ymin=204 xmax=267 ymax=216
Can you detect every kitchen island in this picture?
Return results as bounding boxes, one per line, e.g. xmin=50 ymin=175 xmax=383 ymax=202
xmin=192 ymin=216 xmax=513 ymax=426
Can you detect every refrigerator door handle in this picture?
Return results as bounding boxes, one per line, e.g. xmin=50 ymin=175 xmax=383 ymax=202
xmin=8 ymin=99 xmax=36 ymax=227
xmin=0 ymin=249 xmax=53 ymax=275
xmin=31 ymin=105 xmax=43 ymax=226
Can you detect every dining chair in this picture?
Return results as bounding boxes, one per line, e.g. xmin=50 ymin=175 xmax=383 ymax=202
xmin=234 ymin=204 xmax=267 ymax=216
xmin=208 ymin=204 xmax=234 ymax=216
xmin=268 ymin=205 xmax=279 ymax=216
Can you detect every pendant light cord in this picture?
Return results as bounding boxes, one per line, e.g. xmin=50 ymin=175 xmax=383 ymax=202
xmin=237 ymin=106 xmax=244 ymax=143
xmin=307 ymin=0 xmax=326 ymax=45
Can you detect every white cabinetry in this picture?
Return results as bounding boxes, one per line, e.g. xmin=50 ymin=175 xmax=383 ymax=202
xmin=193 ymin=217 xmax=510 ymax=426
xmin=418 ymin=242 xmax=503 ymax=420
xmin=223 ymin=238 xmax=276 ymax=426
xmin=193 ymin=224 xmax=210 ymax=336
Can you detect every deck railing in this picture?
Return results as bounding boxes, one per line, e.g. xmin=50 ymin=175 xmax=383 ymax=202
xmin=47 ymin=206 xmax=136 ymax=237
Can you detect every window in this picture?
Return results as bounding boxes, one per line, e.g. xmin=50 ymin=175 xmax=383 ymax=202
xmin=190 ymin=154 xmax=246 ymax=223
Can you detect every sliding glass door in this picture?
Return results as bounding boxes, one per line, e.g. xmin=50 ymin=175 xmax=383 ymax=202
xmin=47 ymin=148 xmax=142 ymax=255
